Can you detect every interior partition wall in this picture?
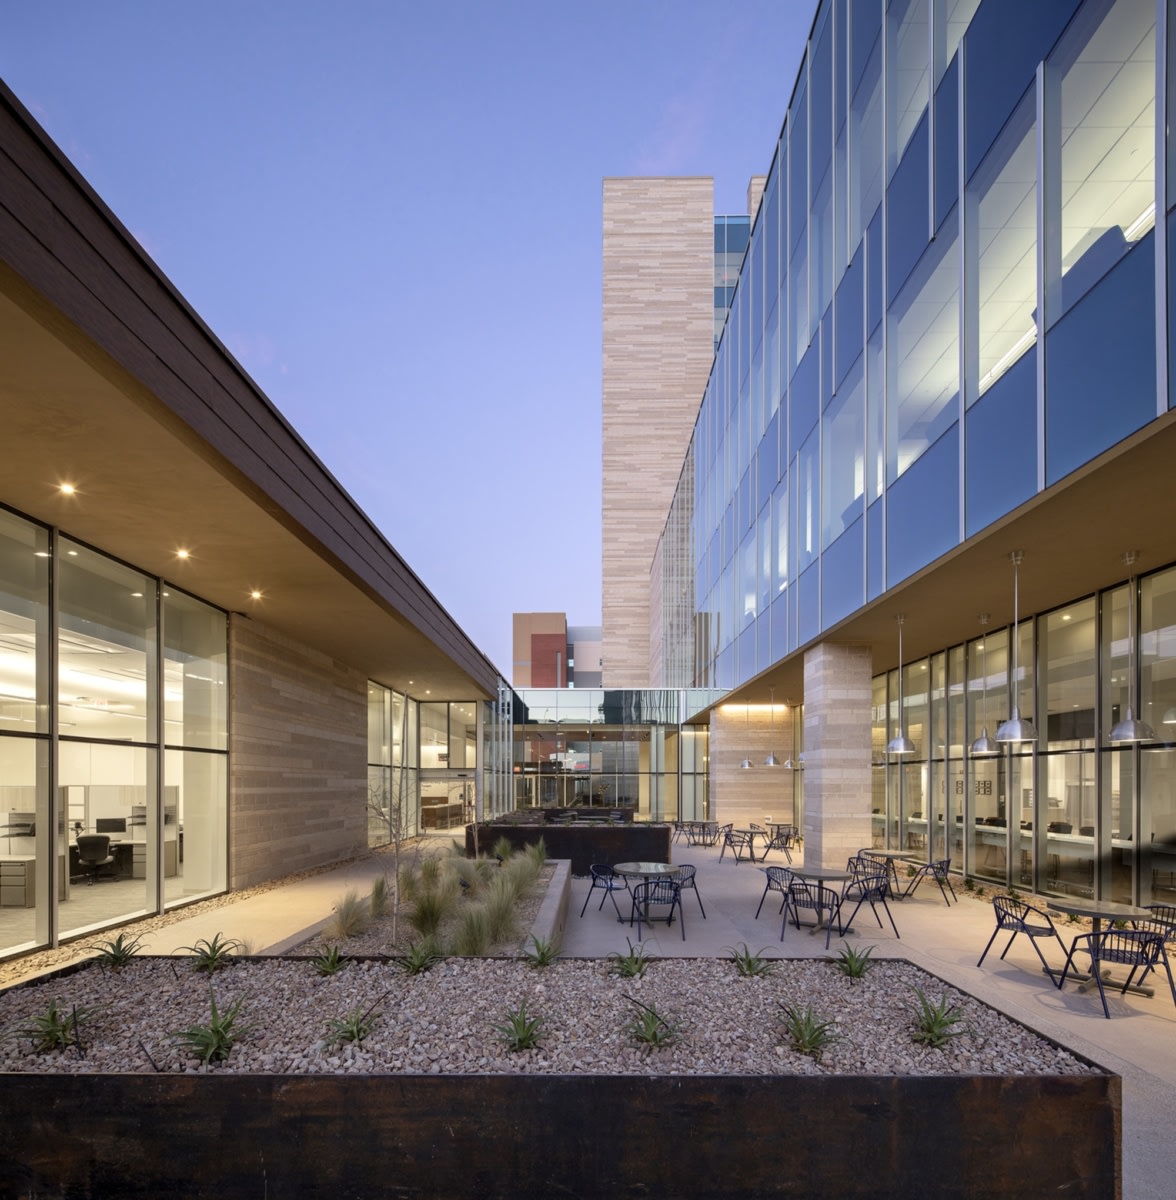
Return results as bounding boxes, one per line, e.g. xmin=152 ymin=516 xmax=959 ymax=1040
xmin=0 ymin=505 xmax=228 ymax=959
xmin=873 ymin=561 xmax=1176 ymax=905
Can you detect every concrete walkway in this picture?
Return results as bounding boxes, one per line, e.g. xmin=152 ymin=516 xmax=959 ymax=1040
xmin=6 ymin=835 xmax=1174 ymax=1198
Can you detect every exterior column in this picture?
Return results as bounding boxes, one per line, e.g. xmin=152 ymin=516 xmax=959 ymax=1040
xmin=803 ymin=642 xmax=872 ymax=868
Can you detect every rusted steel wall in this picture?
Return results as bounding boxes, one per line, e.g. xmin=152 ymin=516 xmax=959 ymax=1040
xmin=0 ymin=1070 xmax=1119 ymax=1199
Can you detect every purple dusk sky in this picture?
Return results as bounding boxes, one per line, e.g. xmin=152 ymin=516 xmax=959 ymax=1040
xmin=2 ymin=1 xmax=815 ymax=678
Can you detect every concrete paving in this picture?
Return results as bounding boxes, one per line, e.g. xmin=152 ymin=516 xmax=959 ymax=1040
xmin=6 ymin=834 xmax=1174 ymax=1198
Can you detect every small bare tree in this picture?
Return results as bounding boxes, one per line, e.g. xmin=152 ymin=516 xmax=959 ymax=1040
xmin=369 ymin=773 xmax=418 ymax=948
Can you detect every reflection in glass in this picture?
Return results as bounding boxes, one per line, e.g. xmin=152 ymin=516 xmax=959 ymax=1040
xmin=0 ymin=511 xmax=48 ymax=735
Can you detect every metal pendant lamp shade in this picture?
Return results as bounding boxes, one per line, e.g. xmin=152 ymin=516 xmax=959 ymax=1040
xmin=887 ymin=615 xmax=916 ymax=756
xmin=970 ymin=614 xmax=999 ymax=756
xmin=764 ymin=688 xmax=780 ymax=766
xmin=1109 ymin=551 xmax=1155 ymax=743
xmin=996 ymin=551 xmax=1038 ymax=744
xmin=739 ymin=703 xmax=754 ymax=769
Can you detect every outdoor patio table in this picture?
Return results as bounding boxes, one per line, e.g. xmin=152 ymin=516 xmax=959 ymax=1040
xmin=863 ymin=848 xmax=916 ymax=896
xmin=1047 ymin=899 xmax=1158 ymax=997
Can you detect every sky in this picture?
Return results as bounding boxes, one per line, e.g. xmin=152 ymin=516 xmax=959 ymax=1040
xmin=1 ymin=0 xmax=815 ymax=676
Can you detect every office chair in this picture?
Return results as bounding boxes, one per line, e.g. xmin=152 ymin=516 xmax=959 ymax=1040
xmin=76 ymin=833 xmax=116 ymax=884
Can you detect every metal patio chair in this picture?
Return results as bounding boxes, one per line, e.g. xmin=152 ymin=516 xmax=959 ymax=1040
xmin=672 ymin=864 xmax=706 ymax=918
xmin=762 ymin=823 xmax=796 ymax=863
xmin=630 ymin=877 xmax=685 ymax=941
xmin=781 ymin=879 xmax=843 ymax=949
xmin=839 ymin=872 xmax=900 ymax=940
xmin=903 ymin=858 xmax=957 ymax=906
xmin=976 ymin=895 xmax=1066 ymax=977
xmin=754 ymin=865 xmax=792 ymax=919
xmin=1058 ymin=928 xmax=1176 ymax=1018
xmin=579 ymin=864 xmax=629 ymax=921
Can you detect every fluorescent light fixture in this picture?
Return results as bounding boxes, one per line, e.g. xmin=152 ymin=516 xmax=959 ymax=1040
xmin=979 ymin=327 xmax=1037 ymax=394
xmin=1124 ymin=202 xmax=1155 ymax=243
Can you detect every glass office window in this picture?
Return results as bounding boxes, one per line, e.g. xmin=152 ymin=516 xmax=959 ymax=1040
xmin=0 ymin=735 xmax=46 ymax=955
xmin=1142 ymin=748 xmax=1176 ymax=903
xmin=1047 ymin=0 xmax=1155 ymax=326
xmin=888 ymin=0 xmax=929 ymax=174
xmin=789 ymin=80 xmax=811 ymax=372
xmin=835 ymin=247 xmax=865 ymax=388
xmin=886 ymin=424 xmax=959 ymax=589
xmin=933 ymin=57 xmax=959 ymax=231
xmin=772 ymin=481 xmax=789 ymax=600
xmin=0 ymin=509 xmax=48 ymax=735
xmin=165 ymin=747 xmax=226 ymax=906
xmin=822 ymin=357 xmax=865 ymax=548
xmin=796 ymin=430 xmax=818 ymax=574
xmin=935 ymin=0 xmax=981 ymax=77
xmin=163 ymin=589 xmax=227 ymax=751
xmin=758 ymin=501 xmax=772 ymax=621
xmin=449 ymin=702 xmax=478 ymax=770
xmin=969 ymin=91 xmax=1036 ymax=403
xmin=887 ymin=116 xmax=930 ymax=303
xmin=419 ymin=702 xmax=449 ymax=769
xmin=740 ymin=527 xmax=757 ymax=629
xmin=821 ymin=518 xmax=863 ymax=629
xmin=1141 ymin=566 xmax=1176 ymax=741
xmin=59 ymin=540 xmax=155 ymax=743
xmin=888 ymin=211 xmax=959 ymax=482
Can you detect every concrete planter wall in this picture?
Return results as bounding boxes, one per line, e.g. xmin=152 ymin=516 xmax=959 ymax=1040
xmin=0 ymin=1069 xmax=1118 ymax=1198
xmin=468 ymin=821 xmax=672 ymax=875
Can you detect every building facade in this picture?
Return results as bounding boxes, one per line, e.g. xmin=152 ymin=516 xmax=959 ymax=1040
xmin=626 ymin=0 xmax=1176 ymax=900
xmin=0 ymin=83 xmax=511 ymax=960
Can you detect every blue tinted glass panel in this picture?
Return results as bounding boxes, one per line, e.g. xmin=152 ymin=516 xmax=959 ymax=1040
xmin=763 ymin=172 xmax=780 ymax=304
xmin=886 ymin=425 xmax=959 ymax=588
xmin=835 ymin=244 xmax=865 ymax=387
xmin=797 ymin=429 xmax=819 ymax=573
xmin=866 ymin=498 xmax=884 ymax=600
xmin=716 ymin=645 xmax=734 ymax=690
xmin=820 ymin=307 xmax=833 ymax=409
xmin=791 ymin=339 xmax=820 ymax=448
xmin=1045 ymin=234 xmax=1157 ymax=485
xmin=851 ymin=0 xmax=882 ymax=90
xmin=757 ymin=410 xmax=780 ymax=513
xmin=737 ymin=627 xmax=756 ymax=684
xmin=756 ymin=611 xmax=772 ymax=673
xmin=799 ymin=563 xmax=820 ymax=646
xmin=964 ymin=348 xmax=1036 ymax=538
xmin=867 ymin=208 xmax=883 ymax=333
xmin=964 ymin=0 xmax=1080 ymax=179
xmin=887 ymin=115 xmax=929 ymax=304
xmin=811 ymin=6 xmax=833 ymax=184
xmin=728 ymin=221 xmax=750 ymax=256
xmin=934 ymin=57 xmax=958 ymax=232
xmin=771 ymin=590 xmax=789 ymax=658
xmin=1171 ymin=212 xmax=1176 ymax=411
xmin=790 ymin=83 xmax=808 ymax=253
xmin=822 ymin=517 xmax=864 ymax=628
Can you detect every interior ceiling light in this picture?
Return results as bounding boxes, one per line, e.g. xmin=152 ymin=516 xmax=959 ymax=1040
xmin=249 ymin=589 xmax=263 ymax=600
xmin=996 ymin=551 xmax=1038 ymax=743
xmin=887 ymin=614 xmax=916 ymax=756
xmin=58 ymin=483 xmax=76 ymax=495
xmin=971 ymin=614 xmax=999 ymax=756
xmin=1109 ymin=551 xmax=1155 ymax=743
xmin=764 ymin=687 xmax=780 ymax=766
xmin=175 ymin=549 xmax=190 ymax=560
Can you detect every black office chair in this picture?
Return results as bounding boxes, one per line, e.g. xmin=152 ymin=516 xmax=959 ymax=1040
xmin=76 ymin=833 xmax=115 ymax=884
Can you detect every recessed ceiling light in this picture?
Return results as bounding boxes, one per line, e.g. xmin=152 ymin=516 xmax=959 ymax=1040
xmin=58 ymin=483 xmax=76 ymax=495
xmin=249 ymin=590 xmax=263 ymax=600
xmin=34 ymin=551 xmax=49 ymax=558
xmin=1062 ymin=613 xmax=1071 ymax=621
xmin=131 ymin=592 xmax=143 ymax=598
xmin=176 ymin=549 xmax=190 ymax=559
xmin=67 ymin=549 xmax=77 ymax=556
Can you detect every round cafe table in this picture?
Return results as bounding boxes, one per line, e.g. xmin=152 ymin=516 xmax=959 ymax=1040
xmin=613 ymin=862 xmax=676 ymax=878
xmin=1047 ymin=898 xmax=1157 ymax=996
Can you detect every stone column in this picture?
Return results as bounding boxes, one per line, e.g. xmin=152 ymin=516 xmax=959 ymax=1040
xmin=803 ymin=642 xmax=872 ymax=868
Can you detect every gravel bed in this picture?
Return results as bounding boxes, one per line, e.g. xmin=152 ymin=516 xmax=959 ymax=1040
xmin=0 ymin=955 xmax=1094 ymax=1078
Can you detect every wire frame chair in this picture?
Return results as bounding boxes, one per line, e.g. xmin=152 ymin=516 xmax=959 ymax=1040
xmin=754 ymin=865 xmax=793 ymax=919
xmin=579 ymin=864 xmax=629 ymax=921
xmin=672 ymin=864 xmax=706 ymax=918
xmin=839 ymin=872 xmax=900 ymax=940
xmin=763 ymin=824 xmax=796 ymax=863
xmin=903 ymin=858 xmax=957 ymax=905
xmin=1058 ymin=928 xmax=1176 ymax=1018
xmin=781 ymin=879 xmax=843 ymax=949
xmin=630 ymin=878 xmax=685 ymax=941
xmin=976 ymin=895 xmax=1066 ymax=976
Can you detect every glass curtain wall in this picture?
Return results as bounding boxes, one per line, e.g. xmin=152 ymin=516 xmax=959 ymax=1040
xmin=872 ymin=563 xmax=1176 ymax=904
xmin=676 ymin=0 xmax=1163 ymax=694
xmin=0 ymin=507 xmax=227 ymax=959
xmin=367 ymin=684 xmax=414 ymax=846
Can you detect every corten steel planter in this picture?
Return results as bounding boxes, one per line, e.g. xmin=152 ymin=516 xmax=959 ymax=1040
xmin=468 ymin=820 xmax=671 ymax=875
xmin=0 ymin=1068 xmax=1119 ymax=1199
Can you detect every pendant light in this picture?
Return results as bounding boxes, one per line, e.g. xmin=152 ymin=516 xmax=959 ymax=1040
xmin=739 ymin=703 xmax=754 ymax=769
xmin=782 ymin=701 xmax=799 ymax=769
xmin=1109 ymin=551 xmax=1155 ymax=743
xmin=970 ymin=614 xmax=999 ymax=756
xmin=887 ymin=615 xmax=916 ymax=756
xmin=764 ymin=687 xmax=780 ymax=766
xmin=996 ymin=550 xmax=1038 ymax=743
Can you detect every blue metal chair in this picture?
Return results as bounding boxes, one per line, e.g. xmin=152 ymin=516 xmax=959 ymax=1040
xmin=781 ymin=880 xmax=842 ymax=949
xmin=1058 ymin=928 xmax=1176 ymax=1018
xmin=977 ymin=895 xmax=1066 ymax=976
xmin=840 ymin=872 xmax=900 ymax=940
xmin=579 ymin=864 xmax=629 ymax=921
xmin=672 ymin=864 xmax=706 ymax=918
xmin=630 ymin=878 xmax=685 ymax=941
xmin=754 ymin=866 xmax=792 ymax=919
xmin=903 ymin=858 xmax=957 ymax=905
